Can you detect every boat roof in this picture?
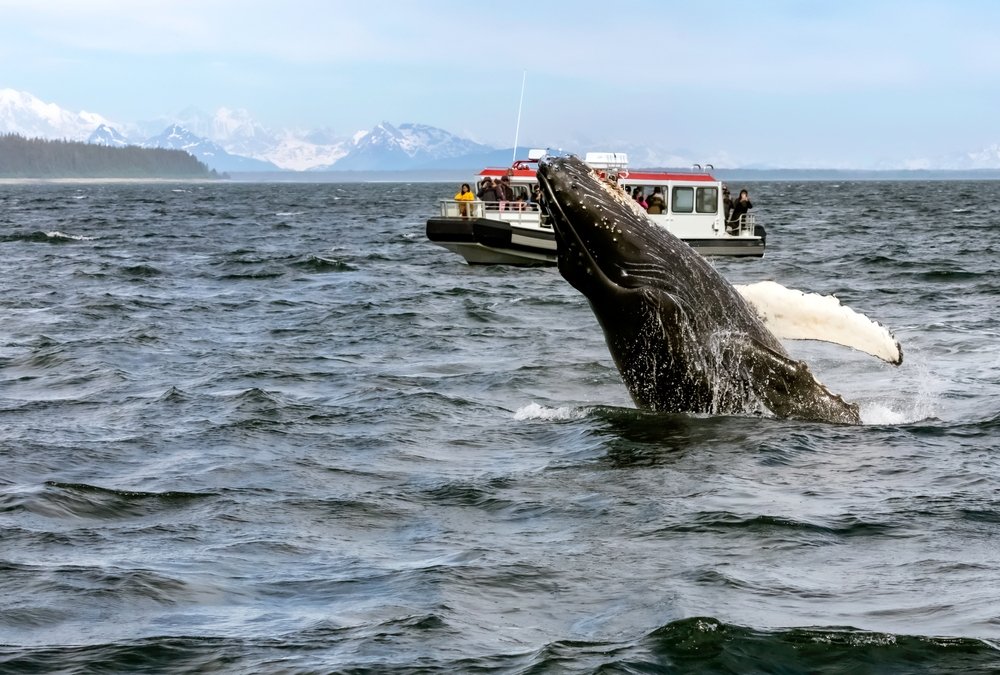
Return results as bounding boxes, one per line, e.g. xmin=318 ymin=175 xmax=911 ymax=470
xmin=618 ymin=170 xmax=716 ymax=182
xmin=477 ymin=165 xmax=717 ymax=183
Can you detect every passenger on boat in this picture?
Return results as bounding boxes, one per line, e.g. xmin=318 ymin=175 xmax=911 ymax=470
xmin=530 ymin=185 xmax=548 ymax=214
xmin=497 ymin=175 xmax=514 ymax=211
xmin=722 ymin=185 xmax=732 ymax=223
xmin=646 ymin=187 xmax=665 ymax=214
xmin=478 ymin=178 xmax=500 ymax=207
xmin=633 ymin=188 xmax=648 ymax=210
xmin=454 ymin=183 xmax=475 ymax=218
xmin=727 ymin=189 xmax=752 ymax=233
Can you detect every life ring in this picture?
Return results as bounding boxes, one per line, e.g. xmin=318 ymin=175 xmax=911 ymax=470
xmin=619 ymin=169 xmax=630 ymax=179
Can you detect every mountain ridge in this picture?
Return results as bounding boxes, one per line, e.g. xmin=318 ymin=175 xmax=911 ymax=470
xmin=3 ymin=88 xmax=1000 ymax=173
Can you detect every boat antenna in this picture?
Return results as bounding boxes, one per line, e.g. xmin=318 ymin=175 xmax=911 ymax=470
xmin=512 ymin=71 xmax=527 ymax=164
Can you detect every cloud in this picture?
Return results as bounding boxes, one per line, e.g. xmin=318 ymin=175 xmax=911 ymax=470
xmin=3 ymin=0 xmax=996 ymax=88
xmin=2 ymin=0 xmax=998 ymax=166
xmin=0 ymin=0 xmax=383 ymax=61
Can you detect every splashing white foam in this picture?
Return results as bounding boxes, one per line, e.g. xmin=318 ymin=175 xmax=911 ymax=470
xmin=513 ymin=402 xmax=585 ymax=421
xmin=46 ymin=231 xmax=95 ymax=241
xmin=860 ymin=403 xmax=911 ymax=425
xmin=859 ymin=391 xmax=938 ymax=425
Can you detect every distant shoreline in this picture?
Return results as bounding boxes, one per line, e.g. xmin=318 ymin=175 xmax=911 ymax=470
xmin=0 ymin=177 xmax=222 ymax=185
xmin=712 ymin=168 xmax=1000 ymax=182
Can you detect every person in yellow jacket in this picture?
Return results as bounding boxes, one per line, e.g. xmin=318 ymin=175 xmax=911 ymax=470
xmin=454 ymin=183 xmax=475 ymax=218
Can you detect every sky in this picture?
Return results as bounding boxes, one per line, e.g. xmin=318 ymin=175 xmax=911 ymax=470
xmin=2 ymin=0 xmax=999 ymax=168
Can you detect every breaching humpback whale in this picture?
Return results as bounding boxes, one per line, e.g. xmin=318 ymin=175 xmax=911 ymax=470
xmin=536 ymin=155 xmax=902 ymax=425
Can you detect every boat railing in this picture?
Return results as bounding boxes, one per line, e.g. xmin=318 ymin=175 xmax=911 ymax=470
xmin=439 ymin=199 xmax=542 ymax=224
xmin=728 ymin=213 xmax=757 ymax=236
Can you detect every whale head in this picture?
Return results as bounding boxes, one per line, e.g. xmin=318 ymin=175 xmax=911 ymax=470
xmin=536 ymin=154 xmax=685 ymax=298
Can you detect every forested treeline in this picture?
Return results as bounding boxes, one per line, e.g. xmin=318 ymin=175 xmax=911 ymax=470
xmin=0 ymin=134 xmax=220 ymax=178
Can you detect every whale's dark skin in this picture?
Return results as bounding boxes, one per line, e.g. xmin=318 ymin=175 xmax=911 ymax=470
xmin=537 ymin=155 xmax=861 ymax=424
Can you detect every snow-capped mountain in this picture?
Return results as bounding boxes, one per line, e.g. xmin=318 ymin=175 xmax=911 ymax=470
xmin=88 ymin=124 xmax=129 ymax=147
xmin=899 ymin=144 xmax=1000 ymax=171
xmin=0 ymin=89 xmax=514 ymax=171
xmin=142 ymin=124 xmax=280 ymax=172
xmin=259 ymin=132 xmax=351 ymax=171
xmin=0 ymin=88 xmax=116 ymax=141
xmin=136 ymin=107 xmax=351 ymax=170
xmin=178 ymin=114 xmax=496 ymax=171
xmin=169 ymin=106 xmax=281 ymax=158
xmin=328 ymin=122 xmax=493 ymax=171
xmin=950 ymin=144 xmax=1000 ymax=170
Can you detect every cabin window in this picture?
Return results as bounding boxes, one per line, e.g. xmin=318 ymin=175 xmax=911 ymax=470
xmin=696 ymin=187 xmax=718 ymax=213
xmin=624 ymin=185 xmax=654 ymax=199
xmin=671 ymin=186 xmax=694 ymax=213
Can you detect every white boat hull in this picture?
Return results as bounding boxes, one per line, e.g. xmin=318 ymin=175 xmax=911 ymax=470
xmin=426 ymin=216 xmax=764 ymax=265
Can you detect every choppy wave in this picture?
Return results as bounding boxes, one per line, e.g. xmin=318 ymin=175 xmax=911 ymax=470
xmin=1 ymin=617 xmax=998 ymax=672
xmin=2 ymin=180 xmax=999 ymax=672
xmin=289 ymin=254 xmax=356 ymax=272
xmin=2 ymin=230 xmax=96 ymax=243
xmin=1 ymin=481 xmax=216 ymax=519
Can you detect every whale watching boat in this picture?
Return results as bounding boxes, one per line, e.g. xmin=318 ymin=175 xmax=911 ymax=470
xmin=426 ymin=150 xmax=766 ymax=265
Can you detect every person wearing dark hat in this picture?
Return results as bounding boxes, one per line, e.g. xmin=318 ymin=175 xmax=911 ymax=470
xmin=497 ymin=175 xmax=514 ymax=211
xmin=727 ymin=188 xmax=752 ymax=234
xmin=477 ymin=178 xmax=500 ymax=207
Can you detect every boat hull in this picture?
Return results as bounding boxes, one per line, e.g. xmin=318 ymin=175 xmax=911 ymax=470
xmin=426 ymin=217 xmax=558 ymax=265
xmin=426 ymin=217 xmax=764 ymax=265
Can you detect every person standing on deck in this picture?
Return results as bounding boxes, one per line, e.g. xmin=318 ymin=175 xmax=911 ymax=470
xmin=477 ymin=178 xmax=500 ymax=208
xmin=728 ymin=189 xmax=752 ymax=234
xmin=454 ymin=183 xmax=475 ymax=217
xmin=497 ymin=175 xmax=514 ymax=211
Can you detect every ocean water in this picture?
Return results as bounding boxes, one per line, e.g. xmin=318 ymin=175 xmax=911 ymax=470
xmin=1 ymin=179 xmax=999 ymax=673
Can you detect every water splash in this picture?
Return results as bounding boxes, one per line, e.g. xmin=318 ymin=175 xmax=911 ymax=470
xmin=513 ymin=402 xmax=585 ymax=421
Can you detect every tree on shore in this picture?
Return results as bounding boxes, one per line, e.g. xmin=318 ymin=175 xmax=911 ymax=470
xmin=0 ymin=134 xmax=221 ymax=178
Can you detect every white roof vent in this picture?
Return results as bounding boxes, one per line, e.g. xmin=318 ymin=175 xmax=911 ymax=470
xmin=584 ymin=152 xmax=629 ymax=169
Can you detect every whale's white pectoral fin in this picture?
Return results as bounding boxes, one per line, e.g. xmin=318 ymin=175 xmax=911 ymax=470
xmin=735 ymin=281 xmax=903 ymax=365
